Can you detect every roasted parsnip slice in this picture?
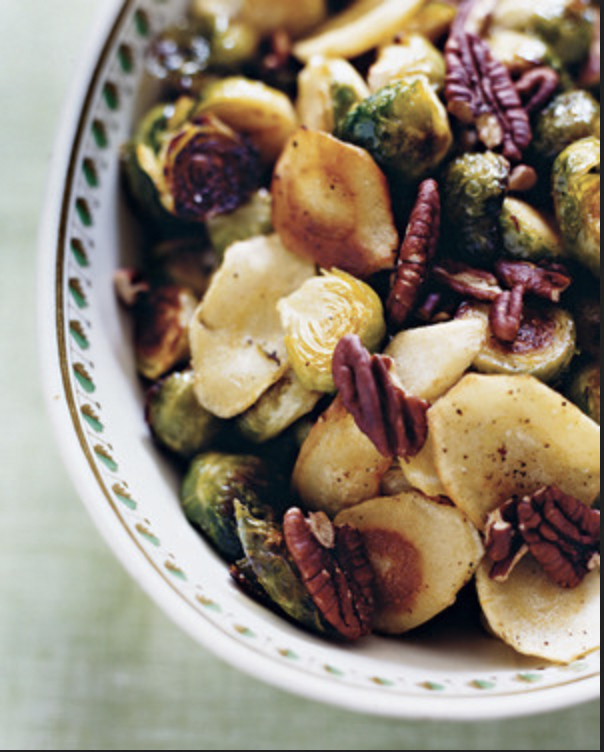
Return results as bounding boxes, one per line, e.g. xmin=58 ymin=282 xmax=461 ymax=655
xmin=429 ymin=374 xmax=601 ymax=529
xmin=477 ymin=557 xmax=600 ymax=664
xmin=336 ymin=492 xmax=484 ymax=634
xmin=272 ymin=128 xmax=398 ymax=279
xmin=190 ymin=235 xmax=315 ymax=418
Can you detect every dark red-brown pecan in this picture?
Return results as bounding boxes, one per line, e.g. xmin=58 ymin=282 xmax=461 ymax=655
xmin=283 ymin=508 xmax=375 ymax=641
xmin=445 ymin=30 xmax=532 ymax=161
xmin=518 ymin=487 xmax=601 ymax=589
xmin=432 ymin=259 xmax=503 ymax=302
xmin=485 ymin=487 xmax=601 ymax=588
xmin=416 ymin=290 xmax=459 ymax=324
xmin=387 ymin=179 xmax=441 ymax=329
xmin=495 ymin=259 xmax=573 ymax=303
xmin=114 ymin=268 xmax=150 ymax=308
xmin=515 ymin=66 xmax=560 ymax=114
xmin=489 ymin=285 xmax=525 ymax=343
xmin=485 ymin=496 xmax=529 ymax=582
xmin=332 ymin=334 xmax=429 ymax=460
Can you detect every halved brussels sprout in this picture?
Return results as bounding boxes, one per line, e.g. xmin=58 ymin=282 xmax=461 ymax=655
xmin=367 ymin=34 xmax=446 ymax=93
xmin=190 ymin=234 xmax=316 ymax=418
xmin=296 ymin=56 xmax=370 ymax=133
xmin=293 ymin=0 xmax=425 ymax=61
xmin=278 ymin=269 xmax=386 ymax=393
xmin=533 ymin=91 xmax=600 ymax=165
xmin=194 ymin=77 xmax=298 ymax=163
xmin=499 ymin=198 xmax=565 ymax=263
xmin=135 ymin=285 xmax=198 ymax=381
xmin=490 ymin=0 xmax=595 ymax=66
xmin=339 ymin=77 xmax=453 ymax=184
xmin=335 ymin=492 xmax=484 ymax=634
xmin=442 ymin=152 xmax=510 ymax=265
xmin=272 ymin=128 xmax=399 ymax=279
xmin=458 ymin=302 xmax=577 ymax=384
xmin=206 ymin=188 xmax=273 ymax=258
xmin=553 ymin=137 xmax=601 ymax=277
xmin=181 ymin=452 xmax=283 ymax=562
xmin=236 ymin=369 xmax=322 ymax=443
xmin=568 ymin=360 xmax=600 ymax=424
xmin=146 ymin=370 xmax=222 ymax=458
xmin=234 ymin=501 xmax=327 ymax=633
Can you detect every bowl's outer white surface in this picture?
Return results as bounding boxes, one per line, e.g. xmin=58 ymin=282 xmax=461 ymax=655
xmin=38 ymin=0 xmax=600 ymax=721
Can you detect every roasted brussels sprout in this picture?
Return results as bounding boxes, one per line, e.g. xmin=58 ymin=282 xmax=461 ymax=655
xmin=568 ymin=361 xmax=601 ymax=424
xmin=296 ymin=56 xmax=369 ymax=133
xmin=206 ymin=188 xmax=273 ymax=257
xmin=367 ymin=34 xmax=446 ymax=93
xmin=148 ymin=236 xmax=218 ymax=297
xmin=234 ymin=501 xmax=327 ymax=634
xmin=134 ymin=285 xmax=198 ymax=381
xmin=491 ymin=0 xmax=595 ymax=66
xmin=194 ymin=77 xmax=298 ymax=163
xmin=553 ymin=137 xmax=600 ymax=277
xmin=443 ymin=152 xmax=510 ymax=265
xmin=339 ymin=77 xmax=453 ymax=184
xmin=278 ymin=270 xmax=387 ymax=393
xmin=145 ymin=14 xmax=259 ymax=94
xmin=487 ymin=30 xmax=554 ymax=74
xmin=146 ymin=370 xmax=222 ymax=457
xmin=500 ymin=198 xmax=565 ymax=263
xmin=571 ymin=293 xmax=600 ymax=359
xmin=180 ymin=452 xmax=283 ymax=561
xmin=458 ymin=302 xmax=577 ymax=384
xmin=237 ymin=370 xmax=322 ymax=444
xmin=533 ymin=91 xmax=600 ymax=165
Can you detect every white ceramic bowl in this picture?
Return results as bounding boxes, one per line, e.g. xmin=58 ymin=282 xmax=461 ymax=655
xmin=38 ymin=0 xmax=600 ymax=720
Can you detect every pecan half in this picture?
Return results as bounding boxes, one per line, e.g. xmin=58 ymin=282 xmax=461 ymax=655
xmin=283 ymin=508 xmax=375 ymax=641
xmin=489 ymin=285 xmax=525 ymax=343
xmin=517 ymin=486 xmax=601 ymax=590
xmin=485 ymin=487 xmax=601 ymax=588
xmin=432 ymin=259 xmax=503 ymax=302
xmin=114 ymin=268 xmax=150 ymax=308
xmin=445 ymin=30 xmax=532 ymax=161
xmin=515 ymin=66 xmax=560 ymax=115
xmin=332 ymin=334 xmax=429 ymax=460
xmin=387 ymin=179 xmax=441 ymax=329
xmin=495 ymin=260 xmax=573 ymax=303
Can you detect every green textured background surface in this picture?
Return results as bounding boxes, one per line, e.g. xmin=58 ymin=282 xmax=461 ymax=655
xmin=0 ymin=1 xmax=599 ymax=748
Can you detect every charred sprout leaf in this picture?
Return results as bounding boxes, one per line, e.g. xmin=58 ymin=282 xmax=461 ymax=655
xmin=134 ymin=286 xmax=198 ymax=381
xmin=206 ymin=188 xmax=273 ymax=257
xmin=148 ymin=237 xmax=218 ymax=297
xmin=339 ymin=77 xmax=453 ymax=184
xmin=553 ymin=137 xmax=600 ymax=278
xmin=146 ymin=370 xmax=222 ymax=458
xmin=234 ymin=501 xmax=328 ymax=634
xmin=533 ymin=91 xmax=600 ymax=165
xmin=443 ymin=152 xmax=510 ymax=265
xmin=367 ymin=34 xmax=446 ymax=93
xmin=568 ymin=360 xmax=600 ymax=424
xmin=278 ymin=270 xmax=386 ymax=393
xmin=500 ymin=198 xmax=565 ymax=263
xmin=459 ymin=302 xmax=577 ymax=384
xmin=180 ymin=452 xmax=284 ymax=562
xmin=296 ymin=56 xmax=369 ymax=133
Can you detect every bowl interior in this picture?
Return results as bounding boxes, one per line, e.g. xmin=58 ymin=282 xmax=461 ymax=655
xmin=42 ymin=0 xmax=600 ymax=720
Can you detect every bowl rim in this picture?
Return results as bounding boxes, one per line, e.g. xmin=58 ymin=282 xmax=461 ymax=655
xmin=37 ymin=0 xmax=600 ymax=722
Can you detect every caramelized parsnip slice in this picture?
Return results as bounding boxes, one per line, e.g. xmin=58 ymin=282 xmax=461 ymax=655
xmin=336 ymin=492 xmax=484 ymax=634
xmin=272 ymin=128 xmax=398 ymax=279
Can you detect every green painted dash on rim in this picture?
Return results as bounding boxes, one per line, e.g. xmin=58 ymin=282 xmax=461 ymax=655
xmin=112 ymin=484 xmax=137 ymax=510
xmin=91 ymin=119 xmax=109 ymax=148
xmin=81 ymin=409 xmax=103 ymax=433
xmin=75 ymin=197 xmax=93 ymax=227
xmin=70 ymin=238 xmax=90 ymax=267
xmin=371 ymin=677 xmax=395 ymax=687
xmin=134 ymin=8 xmax=151 ymax=36
xmin=233 ymin=624 xmax=255 ymax=638
xmin=196 ymin=595 xmax=221 ymax=613
xmin=324 ymin=665 xmax=345 ymax=677
xmin=94 ymin=445 xmax=118 ymax=473
xmin=73 ymin=363 xmax=95 ymax=393
xmin=117 ymin=43 xmax=135 ymax=73
xmin=69 ymin=320 xmax=89 ymax=349
xmin=82 ymin=157 xmax=99 ymax=187
xmin=68 ymin=278 xmax=87 ymax=309
xmin=517 ymin=673 xmax=543 ymax=684
xmin=470 ymin=679 xmax=496 ymax=690
xmin=278 ymin=648 xmax=299 ymax=660
xmin=165 ymin=561 xmax=187 ymax=581
xmin=136 ymin=524 xmax=160 ymax=547
xmin=420 ymin=681 xmax=446 ymax=692
xmin=102 ymin=81 xmax=120 ymax=111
